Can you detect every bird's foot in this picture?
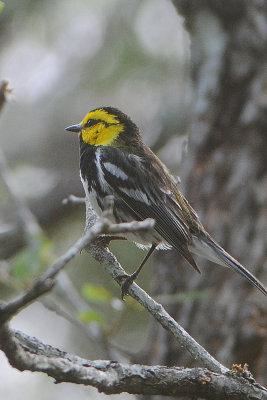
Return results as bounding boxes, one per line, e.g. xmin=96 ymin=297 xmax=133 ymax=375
xmin=120 ymin=272 xmax=138 ymax=300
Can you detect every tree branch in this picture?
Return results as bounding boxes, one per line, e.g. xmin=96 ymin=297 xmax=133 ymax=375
xmin=84 ymin=204 xmax=229 ymax=374
xmin=0 ymin=206 xmax=226 ymax=374
xmin=0 ymin=216 xmax=154 ymax=324
xmin=0 ymin=134 xmax=265 ymax=396
xmin=1 ymin=197 xmax=266 ymax=397
xmin=0 ymin=327 xmax=265 ymax=399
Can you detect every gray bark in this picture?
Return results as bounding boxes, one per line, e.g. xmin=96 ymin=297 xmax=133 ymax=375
xmin=142 ymin=1 xmax=267 ymax=396
xmin=0 ymin=328 xmax=265 ymax=399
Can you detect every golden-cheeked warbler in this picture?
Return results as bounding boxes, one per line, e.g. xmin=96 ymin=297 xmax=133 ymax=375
xmin=66 ymin=107 xmax=267 ymax=297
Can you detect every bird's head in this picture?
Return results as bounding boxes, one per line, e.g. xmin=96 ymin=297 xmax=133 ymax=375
xmin=65 ymin=107 xmax=140 ymax=148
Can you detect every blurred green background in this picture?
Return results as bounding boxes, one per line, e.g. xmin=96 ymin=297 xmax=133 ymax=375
xmin=0 ymin=1 xmax=194 ymax=399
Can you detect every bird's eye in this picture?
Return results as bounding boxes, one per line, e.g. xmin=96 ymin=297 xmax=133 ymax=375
xmin=84 ymin=119 xmax=96 ymax=128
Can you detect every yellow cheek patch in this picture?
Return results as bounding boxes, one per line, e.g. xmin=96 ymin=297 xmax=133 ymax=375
xmin=82 ymin=109 xmax=119 ymax=125
xmin=81 ymin=122 xmax=124 ymax=146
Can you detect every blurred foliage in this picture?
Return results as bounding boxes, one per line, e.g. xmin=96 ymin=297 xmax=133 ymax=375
xmin=10 ymin=234 xmax=53 ymax=282
xmin=78 ymin=309 xmax=105 ymax=324
xmin=82 ymin=283 xmax=112 ymax=304
xmin=0 ymin=234 xmax=54 ymax=290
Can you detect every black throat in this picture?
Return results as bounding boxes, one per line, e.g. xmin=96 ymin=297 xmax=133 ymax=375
xmin=79 ymin=137 xmax=98 ymax=190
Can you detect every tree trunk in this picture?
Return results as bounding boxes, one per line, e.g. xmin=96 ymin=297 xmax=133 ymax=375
xmin=140 ymin=2 xmax=267 ymax=398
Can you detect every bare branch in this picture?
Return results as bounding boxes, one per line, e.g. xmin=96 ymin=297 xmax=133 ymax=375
xmin=0 ymin=327 xmax=265 ymax=399
xmin=0 ymin=196 xmax=266 ymax=396
xmin=0 ymin=216 xmax=155 ymax=324
xmin=0 ymin=150 xmax=264 ymax=394
xmin=84 ymin=204 xmax=228 ymax=374
xmin=89 ymin=242 xmax=229 ymax=374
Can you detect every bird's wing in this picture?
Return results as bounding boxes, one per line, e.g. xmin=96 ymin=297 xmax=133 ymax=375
xmin=100 ymin=147 xmax=199 ymax=271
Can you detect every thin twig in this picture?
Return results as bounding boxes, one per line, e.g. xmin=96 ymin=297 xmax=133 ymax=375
xmin=0 ymin=217 xmax=154 ymax=324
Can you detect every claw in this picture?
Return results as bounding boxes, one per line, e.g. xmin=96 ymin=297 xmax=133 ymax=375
xmin=121 ymin=273 xmax=137 ymax=300
xmin=120 ymin=244 xmax=156 ymax=300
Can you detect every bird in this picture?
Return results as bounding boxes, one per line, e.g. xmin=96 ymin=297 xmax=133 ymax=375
xmin=65 ymin=106 xmax=267 ymax=298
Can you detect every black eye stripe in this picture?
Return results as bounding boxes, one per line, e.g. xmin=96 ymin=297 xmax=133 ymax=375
xmin=84 ymin=119 xmax=97 ymax=128
xmin=84 ymin=119 xmax=110 ymax=128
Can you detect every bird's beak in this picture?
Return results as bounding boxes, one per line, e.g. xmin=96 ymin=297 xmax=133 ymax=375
xmin=65 ymin=124 xmax=82 ymax=133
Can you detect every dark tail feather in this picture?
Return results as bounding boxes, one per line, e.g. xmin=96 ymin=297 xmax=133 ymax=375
xmin=204 ymin=235 xmax=267 ymax=296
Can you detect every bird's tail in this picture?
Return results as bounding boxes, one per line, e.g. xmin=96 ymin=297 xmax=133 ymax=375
xmin=189 ymin=233 xmax=267 ymax=296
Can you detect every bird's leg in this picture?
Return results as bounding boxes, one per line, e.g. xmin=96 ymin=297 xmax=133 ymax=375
xmin=121 ymin=244 xmax=157 ymax=299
